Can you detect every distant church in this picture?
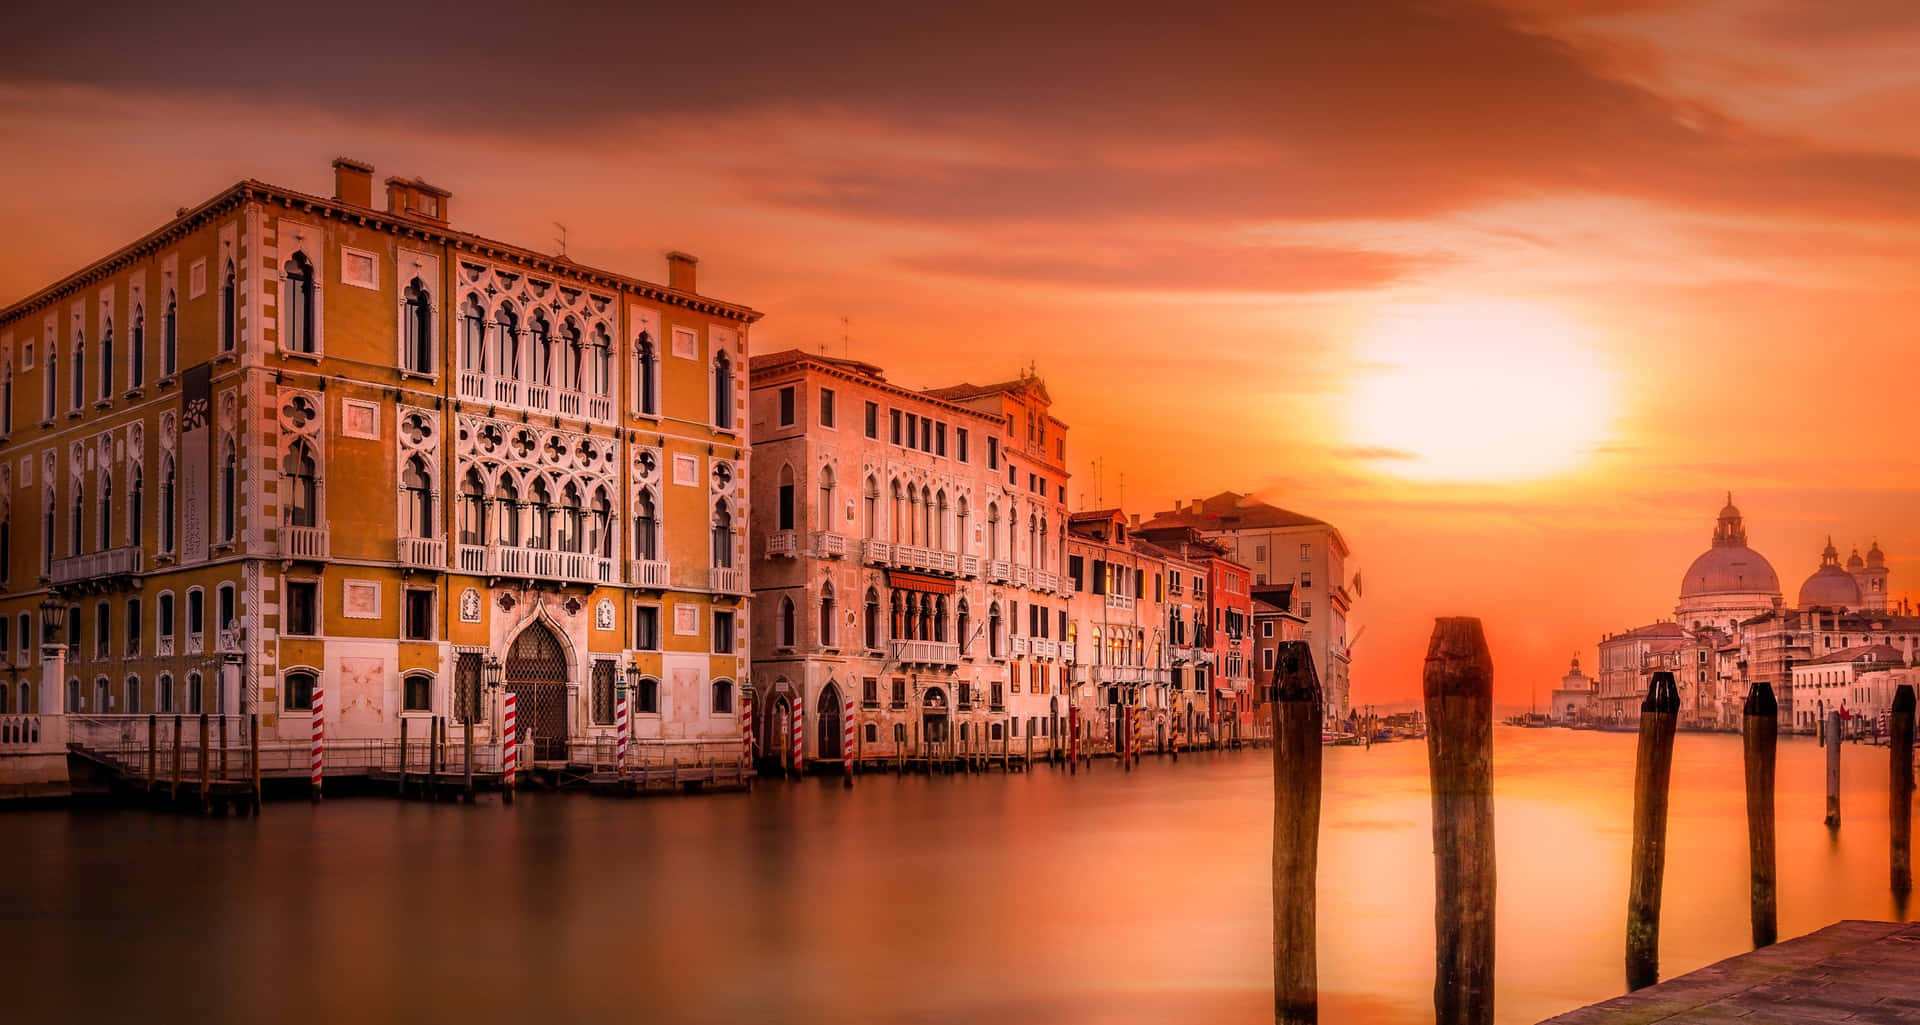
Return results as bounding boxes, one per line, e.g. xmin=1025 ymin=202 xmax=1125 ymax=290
xmin=1673 ymin=495 xmax=1890 ymax=632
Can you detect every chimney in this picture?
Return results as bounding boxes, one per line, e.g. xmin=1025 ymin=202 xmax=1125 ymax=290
xmin=666 ymin=251 xmax=699 ymax=293
xmin=332 ymin=157 xmax=374 ymax=207
xmin=385 ymin=176 xmax=451 ymax=225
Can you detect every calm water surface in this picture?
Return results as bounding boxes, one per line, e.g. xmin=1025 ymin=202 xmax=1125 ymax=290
xmin=4 ymin=728 xmax=1911 ymax=1024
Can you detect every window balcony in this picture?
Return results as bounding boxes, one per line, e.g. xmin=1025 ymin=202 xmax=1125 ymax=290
xmin=494 ymin=545 xmax=616 ymax=586
xmin=1171 ymin=645 xmax=1197 ymax=664
xmin=986 ymin=560 xmax=1012 ymax=583
xmin=765 ymin=531 xmax=799 ymax=559
xmin=711 ymin=567 xmax=748 ymax=596
xmin=1106 ymin=593 xmax=1136 ymax=613
xmin=1070 ymin=664 xmax=1093 ymax=685
xmin=889 ymin=544 xmax=958 ymax=576
xmin=457 ymin=543 xmax=489 ymax=575
xmin=1033 ymin=570 xmax=1060 ymax=594
xmin=280 ymin=525 xmax=330 ymax=562
xmin=397 ymin=536 xmax=446 ymax=571
xmin=890 ymin=640 xmax=959 ymax=666
xmin=155 ymin=636 xmax=175 ymax=658
xmin=861 ymin=539 xmax=894 ymax=566
xmin=458 ymin=371 xmax=614 ymax=426
xmin=1014 ymin=565 xmax=1031 ymax=587
xmin=959 ymin=554 xmax=981 ymax=578
xmin=1030 ymin=637 xmax=1058 ymax=660
xmin=1010 ymin=635 xmax=1030 ymax=658
xmin=51 ymin=546 xmax=143 ymax=586
xmin=811 ymin=531 xmax=848 ymax=559
xmin=630 ymin=559 xmax=670 ymax=588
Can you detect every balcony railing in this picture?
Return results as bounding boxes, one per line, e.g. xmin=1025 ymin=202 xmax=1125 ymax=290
xmin=1033 ymin=570 xmax=1060 ymax=594
xmin=1030 ymin=637 xmax=1058 ymax=660
xmin=1010 ymin=636 xmax=1030 ymax=658
xmin=397 ymin=536 xmax=446 ymax=571
xmin=51 ymin=546 xmax=143 ymax=585
xmin=457 ymin=544 xmax=489 ymax=575
xmin=1106 ymin=593 xmax=1136 ymax=612
xmin=459 ymin=543 xmax=613 ymax=585
xmin=959 ymin=555 xmax=981 ymax=578
xmin=280 ymin=525 xmax=330 ymax=561
xmin=630 ymin=559 xmax=670 ymax=588
xmin=1171 ymin=645 xmax=1197 ymax=664
xmin=811 ymin=531 xmax=848 ymax=558
xmin=457 ymin=370 xmax=614 ymax=425
xmin=861 ymin=539 xmax=894 ymax=566
xmin=765 ymin=531 xmax=798 ymax=558
xmin=155 ymin=636 xmax=175 ymax=658
xmin=711 ymin=567 xmax=748 ymax=595
xmin=890 ymin=544 xmax=958 ymax=576
xmin=1014 ymin=565 xmax=1031 ymax=587
xmin=987 ymin=560 xmax=1012 ymax=583
xmin=890 ymin=640 xmax=960 ymax=666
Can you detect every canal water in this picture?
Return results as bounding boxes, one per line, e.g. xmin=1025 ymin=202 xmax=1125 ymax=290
xmin=4 ymin=727 xmax=1910 ymax=1024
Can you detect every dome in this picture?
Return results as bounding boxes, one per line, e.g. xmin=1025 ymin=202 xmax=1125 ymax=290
xmin=1869 ymin=541 xmax=1886 ymax=567
xmin=1800 ymin=565 xmax=1862 ymax=609
xmin=1680 ymin=546 xmax=1782 ymax=597
xmin=1847 ymin=548 xmax=1865 ymax=571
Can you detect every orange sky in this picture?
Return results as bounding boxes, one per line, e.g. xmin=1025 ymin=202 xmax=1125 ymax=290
xmin=3 ymin=1 xmax=1917 ymax=706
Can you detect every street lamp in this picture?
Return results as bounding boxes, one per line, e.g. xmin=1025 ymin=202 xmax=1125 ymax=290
xmin=38 ymin=597 xmax=67 ymax=647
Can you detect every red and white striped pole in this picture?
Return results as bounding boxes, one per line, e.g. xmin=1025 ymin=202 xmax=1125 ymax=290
xmin=615 ymin=689 xmax=630 ymax=774
xmin=502 ymin=691 xmax=518 ymax=803
xmin=309 ymin=683 xmax=325 ymax=801
xmin=842 ymin=703 xmax=855 ymax=788
xmin=1069 ymin=705 xmax=1079 ymax=774
xmin=790 ymin=700 xmax=804 ymax=778
xmin=742 ymin=690 xmax=754 ymax=767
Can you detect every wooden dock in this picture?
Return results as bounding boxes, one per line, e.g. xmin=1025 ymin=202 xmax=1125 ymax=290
xmin=1541 ymin=920 xmax=1920 ymax=1023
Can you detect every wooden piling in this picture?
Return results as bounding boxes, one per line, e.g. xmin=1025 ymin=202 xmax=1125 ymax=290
xmin=146 ymin=713 xmax=158 ymax=792
xmin=250 ymin=714 xmax=262 ymax=813
xmin=464 ymin=712 xmax=475 ymax=803
xmin=218 ymin=714 xmax=230 ymax=780
xmin=1626 ymin=671 xmax=1681 ymax=991
xmin=1743 ymin=680 xmax=1778 ymax=948
xmin=399 ymin=717 xmax=410 ymax=797
xmin=198 ymin=713 xmax=212 ymax=815
xmin=430 ymin=716 xmax=443 ymax=800
xmin=170 ymin=714 xmax=183 ymax=800
xmin=1272 ymin=640 xmax=1323 ymax=1025
xmin=1826 ymin=710 xmax=1843 ymax=828
xmin=1424 ymin=617 xmax=1495 ymax=1025
xmin=1892 ymin=685 xmax=1915 ymax=893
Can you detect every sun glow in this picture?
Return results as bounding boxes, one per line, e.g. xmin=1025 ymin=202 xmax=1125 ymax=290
xmin=1343 ymin=300 xmax=1615 ymax=482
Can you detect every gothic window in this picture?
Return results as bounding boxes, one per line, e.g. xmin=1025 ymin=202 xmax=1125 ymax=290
xmin=219 ymin=260 xmax=236 ymax=353
xmin=458 ymin=469 xmax=486 ymax=545
xmin=401 ymin=455 xmax=432 ymax=538
xmin=158 ymin=674 xmax=173 ymax=713
xmin=864 ymin=587 xmax=881 ymax=650
xmin=778 ymin=596 xmax=795 ymax=647
xmin=711 ymin=500 xmax=733 ymax=569
xmin=2 ymin=363 xmax=11 ymax=433
xmin=284 ymin=254 xmax=317 ymax=354
xmin=558 ymin=482 xmax=584 ymax=554
xmin=934 ymin=490 xmax=948 ymax=551
xmin=590 ymin=325 xmax=612 ymax=398
xmin=890 ymin=479 xmax=903 ymax=541
xmin=460 ymin=295 xmax=486 ymax=373
xmin=820 ymin=583 xmax=836 ymax=647
xmin=957 ymin=599 xmax=971 ymax=654
xmin=635 ymin=331 xmax=658 ymax=416
xmin=495 ymin=304 xmax=520 ymax=378
xmin=589 ymin=487 xmax=612 ymax=559
xmin=96 ymin=471 xmax=111 ymax=551
xmin=69 ymin=479 xmax=83 ymax=556
xmin=403 ymin=278 xmax=432 ymax=373
xmin=777 ymin=464 xmax=795 ymax=531
xmin=496 ymin=477 xmax=522 ymax=546
xmin=989 ymin=603 xmax=1003 ymax=657
xmin=956 ymin=496 xmax=969 ymax=555
xmin=527 ymin=478 xmax=553 ymax=549
xmin=284 ymin=440 xmax=318 ymax=528
xmin=713 ymin=349 xmax=733 ymax=429
xmin=987 ymin=502 xmax=1000 ymax=560
xmin=129 ymin=305 xmax=144 ymax=388
xmin=41 ymin=493 xmax=54 ymax=572
xmin=162 ymin=292 xmax=178 ymax=375
xmin=70 ymin=334 xmax=83 ymax=410
xmin=862 ymin=476 xmax=878 ymax=539
xmin=561 ymin=318 xmax=583 ymax=392
xmin=528 ymin=311 xmax=552 ymax=386
xmin=818 ymin=465 xmax=835 ymax=532
xmin=633 ymin=488 xmax=658 ymax=561
xmin=158 ymin=454 xmax=176 ymax=552
xmin=99 ymin=318 xmax=114 ymax=399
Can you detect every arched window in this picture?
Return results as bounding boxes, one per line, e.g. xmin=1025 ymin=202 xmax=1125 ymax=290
xmin=633 ymin=488 xmax=658 ymax=561
xmin=987 ymin=503 xmax=1001 ymax=560
xmin=817 ymin=465 xmax=835 ymax=532
xmin=283 ymin=670 xmax=316 ymax=712
xmin=820 ymin=583 xmax=836 ymax=647
xmin=711 ymin=500 xmax=733 ymax=569
xmin=527 ymin=478 xmax=553 ymax=549
xmin=528 ymin=312 xmax=553 ymax=386
xmin=989 ymin=604 xmax=1003 ymax=657
xmin=590 ymin=325 xmax=612 ymax=397
xmin=778 ymin=596 xmax=795 ymax=647
xmin=99 ymin=318 xmax=114 ymax=399
xmin=70 ymin=479 xmax=83 ymax=556
xmin=558 ymin=482 xmax=583 ymax=554
xmin=711 ymin=679 xmax=734 ymax=715
xmin=162 ymin=291 xmax=178 ymax=375
xmin=635 ymin=677 xmax=659 ymax=714
xmin=128 ymin=463 xmax=143 ymax=547
xmin=220 ymin=260 xmax=236 ymax=352
xmin=458 ymin=469 xmax=487 ymax=546
xmin=589 ymin=487 xmax=612 ymax=558
xmin=66 ymin=677 xmax=81 ymax=713
xmin=496 ymin=477 xmax=522 ymax=546
xmin=906 ymin=487 xmax=920 ymax=545
xmin=635 ymin=331 xmax=658 ymax=416
xmin=97 ymin=471 xmax=113 ymax=551
xmin=934 ymin=490 xmax=948 ymax=551
xmin=957 ymin=599 xmax=971 ymax=654
xmin=71 ymin=334 xmax=84 ymax=410
xmin=460 ymin=295 xmax=486 ymax=373
xmin=495 ymin=304 xmax=520 ymax=378
xmin=129 ymin=304 xmax=145 ymax=388
xmin=284 ymin=441 xmax=318 ymax=528
xmin=123 ymin=675 xmax=141 ymax=715
xmin=401 ymin=456 xmax=432 ymax=538
xmin=713 ymin=349 xmax=733 ymax=429
xmin=956 ymin=496 xmax=970 ymax=555
xmin=158 ymin=674 xmax=173 ymax=713
xmin=932 ymin=595 xmax=947 ymax=643
xmin=43 ymin=338 xmax=56 ymax=420
xmin=158 ymin=454 xmax=176 ymax=552
xmin=863 ymin=476 xmax=878 ymax=539
xmin=284 ymin=254 xmax=317 ymax=354
xmin=42 ymin=493 xmax=54 ymax=572
xmin=219 ymin=441 xmax=237 ymax=541
xmin=187 ymin=672 xmax=205 ymax=713
xmin=403 ymin=278 xmax=432 ymax=373
xmin=890 ymin=480 xmax=904 ymax=541
xmin=16 ymin=682 xmax=28 ymax=715
xmin=560 ymin=319 xmax=583 ymax=392
xmin=864 ymin=587 xmax=881 ymax=650
xmin=777 ymin=465 xmax=795 ymax=531
xmin=3 ymin=363 xmax=12 ymax=434
xmin=1039 ymin=516 xmax=1049 ymax=570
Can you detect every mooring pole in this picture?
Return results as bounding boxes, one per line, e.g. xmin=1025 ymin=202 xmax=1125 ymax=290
xmin=1272 ymin=641 xmax=1323 ymax=1025
xmin=1826 ymin=709 xmax=1843 ymax=828
xmin=1892 ymin=685 xmax=1915 ymax=893
xmin=198 ymin=712 xmax=212 ymax=815
xmin=147 ymin=713 xmax=158 ymax=792
xmin=399 ymin=716 xmax=410 ymax=798
xmin=464 ymin=710 xmax=476 ymax=804
xmin=1627 ymin=671 xmax=1681 ymax=991
xmin=171 ymin=714 xmax=183 ymax=801
xmin=250 ymin=713 xmax=262 ymax=814
xmin=1424 ymin=617 xmax=1494 ymax=1025
xmin=1743 ymin=680 xmax=1778 ymax=948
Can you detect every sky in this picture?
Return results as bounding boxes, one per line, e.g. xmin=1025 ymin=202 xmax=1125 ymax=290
xmin=3 ymin=0 xmax=1917 ymax=706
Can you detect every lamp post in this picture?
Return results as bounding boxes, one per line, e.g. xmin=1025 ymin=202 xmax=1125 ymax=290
xmin=38 ymin=598 xmax=69 ymax=716
xmin=485 ymin=652 xmax=503 ymax=742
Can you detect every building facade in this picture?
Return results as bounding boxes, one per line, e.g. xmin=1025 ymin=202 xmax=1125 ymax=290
xmin=1548 ymin=656 xmax=1595 ymax=722
xmin=745 ymin=352 xmax=1070 ymax=768
xmin=0 ymin=159 xmax=756 ymax=765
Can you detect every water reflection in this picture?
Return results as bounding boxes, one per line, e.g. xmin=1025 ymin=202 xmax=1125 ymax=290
xmin=3 ymin=728 xmax=1908 ymax=1024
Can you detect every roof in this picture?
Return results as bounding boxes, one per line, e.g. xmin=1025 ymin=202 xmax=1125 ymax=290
xmin=748 ymin=349 xmax=888 ymax=380
xmin=1139 ymin=491 xmax=1330 ymax=532
xmin=923 ymin=375 xmax=1052 ymax=405
xmin=1802 ymin=644 xmax=1907 ymax=668
xmin=1605 ymin=622 xmax=1688 ymax=642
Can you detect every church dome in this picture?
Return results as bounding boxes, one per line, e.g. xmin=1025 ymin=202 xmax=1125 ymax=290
xmin=1799 ymin=537 xmax=1862 ymax=609
xmin=1869 ymin=541 xmax=1886 ymax=567
xmin=1847 ymin=548 xmax=1865 ymax=571
xmin=1678 ymin=495 xmax=1781 ymax=598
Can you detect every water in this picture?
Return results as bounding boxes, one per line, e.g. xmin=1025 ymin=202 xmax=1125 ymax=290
xmin=3 ymin=728 xmax=1910 ymax=1024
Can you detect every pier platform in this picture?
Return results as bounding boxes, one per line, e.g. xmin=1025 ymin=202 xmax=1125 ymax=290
xmin=1541 ymin=919 xmax=1920 ymax=1023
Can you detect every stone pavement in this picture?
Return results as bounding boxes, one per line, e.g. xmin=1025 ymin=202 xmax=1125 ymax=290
xmin=1541 ymin=920 xmax=1920 ymax=1023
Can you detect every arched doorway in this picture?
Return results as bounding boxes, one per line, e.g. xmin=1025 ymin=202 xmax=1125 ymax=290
xmin=505 ymin=619 xmax=571 ymax=762
xmin=817 ymin=684 xmax=843 ymax=762
xmin=770 ymin=693 xmax=793 ymax=772
xmin=922 ymin=687 xmax=949 ymax=754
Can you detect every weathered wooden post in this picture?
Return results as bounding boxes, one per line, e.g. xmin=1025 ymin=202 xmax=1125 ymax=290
xmin=1272 ymin=640 xmax=1323 ymax=1025
xmin=198 ymin=712 xmax=212 ymax=815
xmin=171 ymin=714 xmax=183 ymax=801
xmin=1892 ymin=685 xmax=1915 ymax=893
xmin=430 ymin=716 xmax=444 ymax=800
xmin=1826 ymin=709 xmax=1842 ymax=828
xmin=1626 ymin=671 xmax=1680 ymax=992
xmin=1743 ymin=680 xmax=1778 ymax=948
xmin=219 ymin=713 xmax=230 ymax=780
xmin=1424 ymin=617 xmax=1494 ymax=1025
xmin=464 ymin=710 xmax=476 ymax=804
xmin=399 ymin=717 xmax=410 ymax=798
xmin=250 ymin=713 xmax=262 ymax=814
xmin=147 ymin=713 xmax=158 ymax=792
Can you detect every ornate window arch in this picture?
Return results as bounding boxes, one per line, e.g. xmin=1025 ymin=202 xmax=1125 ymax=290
xmin=711 ymin=498 xmax=734 ymax=569
xmin=819 ymin=582 xmax=836 ymax=647
xmin=283 ymin=253 xmax=318 ymax=355
xmin=777 ymin=595 xmax=796 ymax=647
xmin=633 ymin=329 xmax=659 ymax=416
xmin=864 ymin=587 xmax=881 ymax=650
xmin=712 ymin=348 xmax=734 ymax=430
xmin=402 ymin=277 xmax=433 ymax=374
xmin=98 ymin=316 xmax=114 ymax=400
xmin=862 ymin=474 xmax=878 ymax=539
xmin=129 ymin=303 xmax=145 ymax=389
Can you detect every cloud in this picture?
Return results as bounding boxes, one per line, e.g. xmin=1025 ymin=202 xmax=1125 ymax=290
xmin=894 ymin=243 xmax=1440 ymax=294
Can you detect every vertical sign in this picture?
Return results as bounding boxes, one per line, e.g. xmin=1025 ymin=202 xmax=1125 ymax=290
xmin=179 ymin=363 xmax=211 ymax=564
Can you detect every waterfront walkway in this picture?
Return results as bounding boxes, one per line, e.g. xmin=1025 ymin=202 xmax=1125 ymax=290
xmin=1541 ymin=919 xmax=1920 ymax=1023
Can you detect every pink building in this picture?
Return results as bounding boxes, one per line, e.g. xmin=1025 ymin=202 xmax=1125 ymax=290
xmin=1133 ymin=523 xmax=1256 ymax=742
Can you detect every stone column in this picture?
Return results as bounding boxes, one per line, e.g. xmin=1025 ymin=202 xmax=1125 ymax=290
xmin=39 ymin=642 xmax=66 ymax=716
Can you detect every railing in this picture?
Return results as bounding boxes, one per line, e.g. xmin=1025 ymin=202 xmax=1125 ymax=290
xmin=765 ymin=531 xmax=798 ymax=558
xmin=1171 ymin=645 xmax=1196 ymax=664
xmin=0 ymin=713 xmax=47 ymax=748
xmin=51 ymin=546 xmax=144 ymax=584
xmin=457 ymin=543 xmax=488 ymax=575
xmin=588 ymin=395 xmax=613 ymax=422
xmin=458 ymin=371 xmax=614 ymax=424
xmin=987 ymin=560 xmax=1012 ymax=583
xmin=493 ymin=376 xmax=521 ymax=406
xmin=1031 ymin=637 xmax=1058 ymax=660
xmin=890 ymin=544 xmax=959 ymax=575
xmin=156 ymin=636 xmax=175 ymax=658
xmin=1033 ymin=570 xmax=1060 ymax=594
xmin=711 ymin=567 xmax=748 ymax=595
xmin=457 ymin=370 xmax=487 ymax=402
xmin=526 ymin=383 xmax=552 ymax=412
xmin=1014 ymin=566 xmax=1031 ymax=587
xmin=397 ymin=535 xmax=446 ymax=570
xmin=1106 ymin=593 xmax=1136 ymax=612
xmin=862 ymin=540 xmax=894 ymax=566
xmin=890 ymin=640 xmax=960 ymax=666
xmin=811 ymin=531 xmax=848 ymax=558
xmin=1010 ymin=636 xmax=1030 ymax=657
xmin=281 ymin=525 xmax=330 ymax=561
xmin=960 ymin=555 xmax=981 ymax=577
xmin=493 ymin=546 xmax=614 ymax=585
xmin=629 ymin=559 xmax=670 ymax=588
xmin=556 ymin=390 xmax=582 ymax=417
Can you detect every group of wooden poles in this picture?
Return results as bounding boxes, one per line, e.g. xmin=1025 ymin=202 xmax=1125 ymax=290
xmin=1268 ymin=617 xmax=1920 ymax=1025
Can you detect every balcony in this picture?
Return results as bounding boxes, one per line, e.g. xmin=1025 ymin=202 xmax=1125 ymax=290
xmin=811 ymin=531 xmax=848 ymax=559
xmin=629 ymin=559 xmax=670 ymax=588
xmin=1071 ymin=664 xmax=1093 ymax=685
xmin=1106 ymin=593 xmax=1136 ymax=613
xmin=1171 ymin=645 xmax=1197 ymax=664
xmin=280 ymin=525 xmax=330 ymax=561
xmin=1030 ymin=637 xmax=1058 ymax=660
xmin=711 ymin=567 xmax=748 ymax=596
xmin=959 ymin=555 xmax=981 ymax=578
xmin=765 ymin=531 xmax=798 ymax=559
xmin=1010 ymin=636 xmax=1030 ymax=658
xmin=457 ymin=371 xmax=614 ymax=426
xmin=891 ymin=640 xmax=960 ymax=666
xmin=457 ymin=544 xmax=489 ymax=575
xmin=1033 ymin=570 xmax=1060 ymax=594
xmin=861 ymin=539 xmax=894 ymax=566
xmin=397 ymin=536 xmax=446 ymax=571
xmin=1014 ymin=565 xmax=1031 ymax=588
xmin=51 ymin=546 xmax=143 ymax=586
xmin=987 ymin=560 xmax=1012 ymax=583
xmin=461 ymin=544 xmax=614 ymax=585
xmin=889 ymin=544 xmax=959 ymax=576
xmin=155 ymin=636 xmax=175 ymax=658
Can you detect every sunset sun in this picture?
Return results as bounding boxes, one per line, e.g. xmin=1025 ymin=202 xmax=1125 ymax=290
xmin=1343 ymin=300 xmax=1616 ymax=483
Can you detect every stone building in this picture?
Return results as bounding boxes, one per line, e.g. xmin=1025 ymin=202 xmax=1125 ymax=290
xmin=0 ymin=159 xmax=756 ymax=766
xmin=1792 ymin=643 xmax=1908 ymax=728
xmin=1130 ymin=522 xmax=1256 ymax=736
xmin=1548 ymin=656 xmax=1595 ymax=722
xmin=745 ymin=352 xmax=1069 ymax=768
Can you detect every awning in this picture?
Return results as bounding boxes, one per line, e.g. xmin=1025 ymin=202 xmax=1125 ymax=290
xmin=888 ymin=570 xmax=955 ymax=594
